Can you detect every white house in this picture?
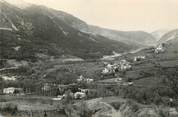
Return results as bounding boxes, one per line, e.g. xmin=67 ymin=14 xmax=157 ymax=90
xmin=78 ymin=88 xmax=89 ymax=93
xmin=52 ymin=95 xmax=64 ymax=101
xmin=134 ymin=56 xmax=146 ymax=62
xmin=155 ymin=44 xmax=165 ymax=54
xmin=3 ymin=87 xmax=23 ymax=94
xmin=119 ymin=60 xmax=132 ymax=71
xmin=77 ymin=75 xmax=93 ymax=83
xmin=3 ymin=87 xmax=16 ymax=94
xmin=74 ymin=92 xmax=86 ymax=99
xmin=122 ymin=82 xmax=134 ymax=86
xmin=102 ymin=63 xmax=117 ymax=75
xmin=102 ymin=60 xmax=131 ymax=75
xmin=77 ymin=75 xmax=84 ymax=82
xmin=106 ymin=64 xmax=113 ymax=69
xmin=1 ymin=75 xmax=16 ymax=81
xmin=169 ymin=108 xmax=178 ymax=117
xmin=102 ymin=68 xmax=110 ymax=74
xmin=120 ymin=64 xmax=131 ymax=71
xmin=86 ymin=78 xmax=94 ymax=83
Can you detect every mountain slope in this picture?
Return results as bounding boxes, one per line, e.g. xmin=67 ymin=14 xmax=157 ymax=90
xmin=0 ymin=1 xmax=133 ymax=60
xmin=151 ymin=29 xmax=170 ymax=41
xmin=157 ymin=29 xmax=178 ymax=55
xmin=81 ymin=25 xmax=157 ymax=47
xmin=158 ymin=29 xmax=178 ymax=44
xmin=29 ymin=4 xmax=156 ymax=48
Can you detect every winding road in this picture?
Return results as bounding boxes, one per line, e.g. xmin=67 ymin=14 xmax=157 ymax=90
xmin=0 ymin=67 xmax=18 ymax=72
xmin=102 ymin=47 xmax=146 ymax=60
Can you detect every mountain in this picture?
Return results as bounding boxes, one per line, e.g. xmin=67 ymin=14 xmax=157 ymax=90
xmin=0 ymin=1 xmax=135 ymax=60
xmin=0 ymin=0 xmax=158 ymax=62
xmin=31 ymin=3 xmax=156 ymax=48
xmin=79 ymin=25 xmax=157 ymax=47
xmin=49 ymin=11 xmax=157 ymax=47
xmin=158 ymin=29 xmax=178 ymax=44
xmin=151 ymin=29 xmax=170 ymax=41
xmin=157 ymin=29 xmax=178 ymax=55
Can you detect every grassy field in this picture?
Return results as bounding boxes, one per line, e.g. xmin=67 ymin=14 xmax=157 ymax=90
xmin=0 ymin=95 xmax=66 ymax=117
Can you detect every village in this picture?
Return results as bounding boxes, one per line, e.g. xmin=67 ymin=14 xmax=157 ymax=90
xmin=0 ymin=44 xmax=166 ymax=102
xmin=1 ymin=28 xmax=177 ymax=117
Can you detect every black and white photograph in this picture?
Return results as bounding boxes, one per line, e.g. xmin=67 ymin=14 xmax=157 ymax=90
xmin=0 ymin=0 xmax=178 ymax=117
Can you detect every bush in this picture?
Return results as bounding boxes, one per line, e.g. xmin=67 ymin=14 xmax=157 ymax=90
xmin=0 ymin=98 xmax=7 ymax=102
xmin=110 ymin=102 xmax=122 ymax=110
xmin=0 ymin=103 xmax=18 ymax=115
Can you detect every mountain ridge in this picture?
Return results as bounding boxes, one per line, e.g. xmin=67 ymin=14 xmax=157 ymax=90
xmin=158 ymin=29 xmax=178 ymax=44
xmin=0 ymin=1 xmax=135 ymax=60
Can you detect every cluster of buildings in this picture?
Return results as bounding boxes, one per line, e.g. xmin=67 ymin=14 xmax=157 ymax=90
xmin=102 ymin=60 xmax=132 ymax=76
xmin=3 ymin=87 xmax=24 ymax=95
xmin=154 ymin=43 xmax=165 ymax=54
xmin=53 ymin=87 xmax=88 ymax=101
xmin=134 ymin=56 xmax=146 ymax=62
xmin=0 ymin=75 xmax=16 ymax=81
xmin=73 ymin=89 xmax=87 ymax=99
xmin=1 ymin=75 xmax=91 ymax=100
xmin=41 ymin=81 xmax=90 ymax=100
xmin=76 ymin=75 xmax=94 ymax=84
xmin=119 ymin=60 xmax=132 ymax=71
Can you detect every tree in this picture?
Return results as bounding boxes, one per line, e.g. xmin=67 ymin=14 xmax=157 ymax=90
xmin=79 ymin=101 xmax=93 ymax=117
xmin=17 ymin=20 xmax=34 ymax=39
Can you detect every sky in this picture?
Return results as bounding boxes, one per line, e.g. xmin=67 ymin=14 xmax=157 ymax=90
xmin=5 ymin=0 xmax=178 ymax=32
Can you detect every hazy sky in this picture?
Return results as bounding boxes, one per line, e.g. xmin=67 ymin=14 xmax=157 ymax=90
xmin=6 ymin=0 xmax=178 ymax=32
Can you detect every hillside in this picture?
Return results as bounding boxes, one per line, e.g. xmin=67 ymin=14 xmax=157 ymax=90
xmin=53 ymin=13 xmax=157 ymax=47
xmin=112 ymin=32 xmax=178 ymax=106
xmin=33 ymin=3 xmax=157 ymax=48
xmin=1 ymin=1 xmax=178 ymax=117
xmin=0 ymin=1 xmax=134 ymax=61
xmin=151 ymin=29 xmax=170 ymax=41
xmin=158 ymin=29 xmax=178 ymax=44
xmin=81 ymin=25 xmax=157 ymax=47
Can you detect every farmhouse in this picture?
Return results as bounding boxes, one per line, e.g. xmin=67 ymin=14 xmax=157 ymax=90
xmin=3 ymin=87 xmax=23 ymax=94
xmin=77 ymin=75 xmax=94 ymax=83
xmin=74 ymin=92 xmax=86 ymax=99
xmin=134 ymin=56 xmax=146 ymax=62
xmin=1 ymin=75 xmax=16 ymax=81
xmin=3 ymin=87 xmax=15 ymax=94
xmin=119 ymin=60 xmax=132 ymax=71
xmin=102 ymin=63 xmax=116 ymax=76
xmin=78 ymin=88 xmax=89 ymax=94
xmin=122 ymin=82 xmax=134 ymax=86
xmin=101 ymin=60 xmax=132 ymax=77
xmin=155 ymin=43 xmax=165 ymax=54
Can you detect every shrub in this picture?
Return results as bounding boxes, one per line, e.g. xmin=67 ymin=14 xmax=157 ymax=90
xmin=110 ymin=102 xmax=122 ymax=110
xmin=0 ymin=103 xmax=18 ymax=115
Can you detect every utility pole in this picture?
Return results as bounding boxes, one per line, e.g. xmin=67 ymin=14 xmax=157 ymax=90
xmin=0 ymin=4 xmax=4 ymax=64
xmin=0 ymin=2 xmax=3 ymax=92
xmin=0 ymin=29 xmax=3 ymax=60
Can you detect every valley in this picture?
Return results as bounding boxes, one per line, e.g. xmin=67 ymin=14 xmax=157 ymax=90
xmin=0 ymin=0 xmax=178 ymax=117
